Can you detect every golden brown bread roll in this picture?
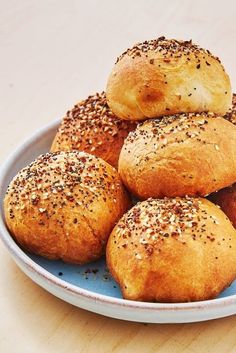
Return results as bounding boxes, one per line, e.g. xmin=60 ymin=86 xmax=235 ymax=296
xmin=224 ymin=93 xmax=236 ymax=125
xmin=118 ymin=112 xmax=236 ymax=199
xmin=107 ymin=197 xmax=236 ymax=302
xmin=209 ymin=183 xmax=236 ymax=228
xmin=51 ymin=92 xmax=137 ymax=168
xmin=106 ymin=37 xmax=231 ymax=121
xmin=4 ymin=151 xmax=130 ymax=264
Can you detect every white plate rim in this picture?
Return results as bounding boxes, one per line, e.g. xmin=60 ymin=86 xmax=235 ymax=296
xmin=0 ymin=119 xmax=236 ymax=322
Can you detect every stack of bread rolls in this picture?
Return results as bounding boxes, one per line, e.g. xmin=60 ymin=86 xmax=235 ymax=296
xmin=4 ymin=37 xmax=236 ymax=303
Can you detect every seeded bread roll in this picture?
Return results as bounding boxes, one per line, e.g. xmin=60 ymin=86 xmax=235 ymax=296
xmin=224 ymin=93 xmax=236 ymax=125
xmin=107 ymin=197 xmax=236 ymax=302
xmin=51 ymin=92 xmax=137 ymax=168
xmin=209 ymin=183 xmax=236 ymax=228
xmin=106 ymin=37 xmax=231 ymax=121
xmin=118 ymin=112 xmax=236 ymax=199
xmin=4 ymin=151 xmax=130 ymax=264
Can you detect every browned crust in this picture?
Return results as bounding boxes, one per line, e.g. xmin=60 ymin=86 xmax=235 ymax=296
xmin=106 ymin=37 xmax=231 ymax=121
xmin=209 ymin=183 xmax=236 ymax=228
xmin=224 ymin=93 xmax=236 ymax=125
xmin=106 ymin=197 xmax=236 ymax=302
xmin=118 ymin=113 xmax=236 ymax=199
xmin=4 ymin=151 xmax=130 ymax=264
xmin=51 ymin=92 xmax=137 ymax=168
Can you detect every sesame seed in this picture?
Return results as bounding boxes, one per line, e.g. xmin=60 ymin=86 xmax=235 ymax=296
xmin=53 ymin=92 xmax=137 ymax=157
xmin=116 ymin=37 xmax=221 ymax=65
xmin=224 ymin=94 xmax=236 ymax=125
xmin=6 ymin=150 xmax=124 ymax=227
xmin=39 ymin=208 xmax=46 ymax=213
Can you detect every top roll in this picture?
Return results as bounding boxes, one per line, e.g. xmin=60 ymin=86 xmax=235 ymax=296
xmin=106 ymin=37 xmax=231 ymax=121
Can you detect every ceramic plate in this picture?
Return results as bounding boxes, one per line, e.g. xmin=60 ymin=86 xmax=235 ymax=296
xmin=0 ymin=120 xmax=236 ymax=323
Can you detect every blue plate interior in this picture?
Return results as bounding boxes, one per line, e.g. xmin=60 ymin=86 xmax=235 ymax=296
xmin=29 ymin=253 xmax=123 ymax=298
xmin=29 ymin=253 xmax=236 ymax=300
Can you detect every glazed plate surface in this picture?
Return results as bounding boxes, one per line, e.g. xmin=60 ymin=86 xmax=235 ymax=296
xmin=0 ymin=120 xmax=236 ymax=323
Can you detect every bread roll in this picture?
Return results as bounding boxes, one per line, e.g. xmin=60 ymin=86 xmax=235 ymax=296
xmin=209 ymin=183 xmax=236 ymax=228
xmin=51 ymin=92 xmax=137 ymax=168
xmin=119 ymin=112 xmax=236 ymax=199
xmin=107 ymin=197 xmax=236 ymax=302
xmin=225 ymin=93 xmax=236 ymax=125
xmin=4 ymin=151 xmax=130 ymax=264
xmin=106 ymin=37 xmax=231 ymax=121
